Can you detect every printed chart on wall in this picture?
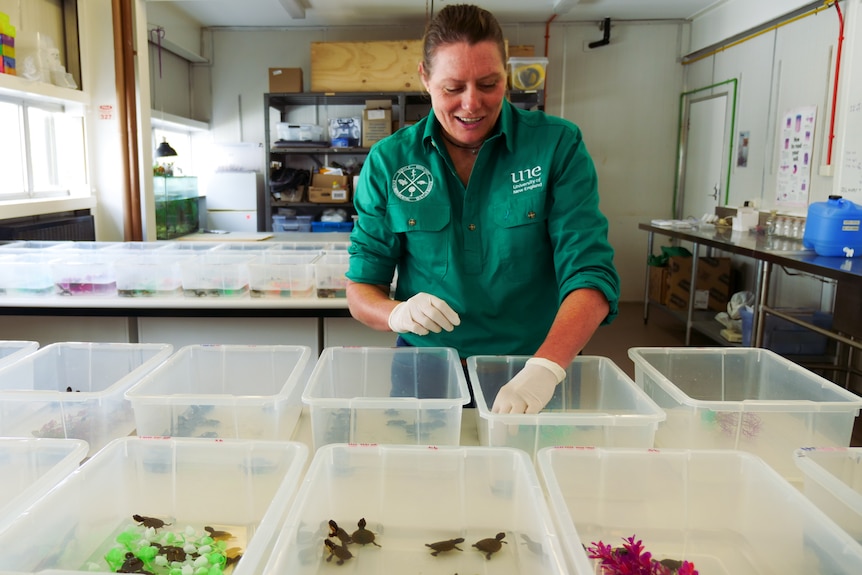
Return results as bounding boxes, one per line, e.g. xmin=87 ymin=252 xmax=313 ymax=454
xmin=840 ymin=99 xmax=862 ymax=199
xmin=776 ymin=106 xmax=816 ymax=207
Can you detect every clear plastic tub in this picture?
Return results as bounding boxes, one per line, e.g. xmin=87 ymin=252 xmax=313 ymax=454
xmin=538 ymin=446 xmax=862 ymax=575
xmin=248 ymin=252 xmax=320 ymax=298
xmin=507 ymin=57 xmax=548 ymax=90
xmin=0 ymin=240 xmax=74 ymax=252
xmin=181 ymin=253 xmax=253 ymax=297
xmin=314 ymin=252 xmax=349 ymax=298
xmin=126 ymin=344 xmax=312 ymax=440
xmin=114 ymin=253 xmax=191 ymax=297
xmin=0 ymin=438 xmax=88 ymax=535
xmin=0 ymin=253 xmax=61 ymax=296
xmin=0 ymin=342 xmax=173 ymax=456
xmin=628 ymin=347 xmax=862 ymax=481
xmin=0 ymin=340 xmax=38 ymax=370
xmin=467 ymin=355 xmax=665 ymax=459
xmin=795 ymin=447 xmax=862 ymax=544
xmin=302 ymin=347 xmax=470 ymax=449
xmin=51 ymin=250 xmax=119 ymax=296
xmin=0 ymin=436 xmax=308 ymax=574
xmin=256 ymin=444 xmax=568 ymax=575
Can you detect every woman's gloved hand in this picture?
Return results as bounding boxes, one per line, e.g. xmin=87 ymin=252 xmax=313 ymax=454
xmin=387 ymin=292 xmax=461 ymax=335
xmin=491 ymin=357 xmax=567 ymax=414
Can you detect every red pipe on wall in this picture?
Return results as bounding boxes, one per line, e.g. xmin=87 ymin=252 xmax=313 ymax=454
xmin=827 ymin=0 xmax=844 ymax=166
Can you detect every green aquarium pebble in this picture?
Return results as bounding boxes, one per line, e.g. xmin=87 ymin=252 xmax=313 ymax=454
xmin=207 ymin=552 xmax=226 ymax=566
xmin=116 ymin=530 xmax=139 ymax=546
xmin=169 ymin=569 xmax=183 ymax=575
xmin=207 ymin=565 xmax=223 ymax=575
xmin=105 ymin=547 xmax=126 ymax=571
xmin=139 ymin=546 xmax=158 ymax=561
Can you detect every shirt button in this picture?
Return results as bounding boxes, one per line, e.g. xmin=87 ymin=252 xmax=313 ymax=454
xmin=408 ymin=218 xmax=416 ymax=226
xmin=527 ymin=211 xmax=536 ymax=219
xmin=468 ymin=224 xmax=476 ymax=231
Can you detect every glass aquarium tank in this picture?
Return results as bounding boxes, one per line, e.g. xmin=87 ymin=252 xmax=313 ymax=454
xmin=154 ymin=175 xmax=200 ymax=239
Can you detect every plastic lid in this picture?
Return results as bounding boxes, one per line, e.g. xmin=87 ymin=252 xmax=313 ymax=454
xmin=828 ymin=195 xmax=843 ymax=200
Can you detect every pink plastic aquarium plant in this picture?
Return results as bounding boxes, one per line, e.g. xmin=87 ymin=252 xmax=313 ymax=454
xmin=587 ymin=535 xmax=698 ymax=575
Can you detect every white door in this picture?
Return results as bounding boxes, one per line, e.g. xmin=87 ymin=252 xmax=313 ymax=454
xmin=680 ymin=95 xmax=727 ymax=220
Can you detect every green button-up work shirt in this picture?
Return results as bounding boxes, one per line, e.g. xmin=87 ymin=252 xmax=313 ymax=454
xmin=347 ymin=100 xmax=620 ymax=358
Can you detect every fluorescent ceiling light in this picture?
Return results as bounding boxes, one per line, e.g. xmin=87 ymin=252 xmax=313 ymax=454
xmin=553 ymin=0 xmax=581 ymax=15
xmin=278 ymin=0 xmax=305 ymax=19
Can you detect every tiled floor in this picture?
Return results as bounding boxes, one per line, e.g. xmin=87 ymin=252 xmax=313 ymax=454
xmin=582 ymin=301 xmax=862 ymax=447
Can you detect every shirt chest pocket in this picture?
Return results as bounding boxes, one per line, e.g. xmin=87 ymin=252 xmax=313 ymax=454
xmin=387 ymin=202 xmax=450 ymax=276
xmin=492 ymin=193 xmax=551 ymax=268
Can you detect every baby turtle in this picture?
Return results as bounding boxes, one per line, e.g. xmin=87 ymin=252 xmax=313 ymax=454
xmin=224 ymin=547 xmax=243 ymax=567
xmin=324 ymin=539 xmax=353 ymax=565
xmin=350 ymin=518 xmax=381 ymax=547
xmin=473 ymin=532 xmax=507 ymax=560
xmin=328 ymin=519 xmax=353 ymax=545
xmin=151 ymin=543 xmax=186 ymax=562
xmin=425 ymin=537 xmax=465 ymax=556
xmin=204 ymin=525 xmax=233 ymax=541
xmin=132 ymin=514 xmax=171 ymax=530
xmin=117 ymin=552 xmax=153 ymax=574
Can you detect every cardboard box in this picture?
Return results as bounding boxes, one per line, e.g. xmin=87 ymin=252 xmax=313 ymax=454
xmin=362 ymin=99 xmax=393 ymax=147
xmin=665 ymin=256 xmax=732 ymax=312
xmin=308 ymin=174 xmax=350 ymax=204
xmin=648 ymin=265 xmax=669 ymax=304
xmin=268 ymin=67 xmax=303 ymax=93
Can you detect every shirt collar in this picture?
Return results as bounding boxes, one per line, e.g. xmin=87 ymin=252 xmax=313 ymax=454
xmin=422 ymin=99 xmax=515 ymax=154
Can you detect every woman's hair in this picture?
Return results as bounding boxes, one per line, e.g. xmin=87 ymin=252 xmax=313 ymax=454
xmin=422 ymin=4 xmax=506 ymax=74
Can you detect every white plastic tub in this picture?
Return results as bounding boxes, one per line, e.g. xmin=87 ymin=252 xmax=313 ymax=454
xmin=538 ymin=446 xmax=862 ymax=575
xmin=126 ymin=344 xmax=311 ymax=440
xmin=255 ymin=444 xmax=568 ymax=575
xmin=302 ymin=347 xmax=470 ymax=449
xmin=0 ymin=342 xmax=173 ymax=456
xmin=0 ymin=437 xmax=308 ymax=574
xmin=795 ymin=447 xmax=862 ymax=543
xmin=0 ymin=340 xmax=38 ymax=370
xmin=0 ymin=438 xmax=88 ymax=535
xmin=628 ymin=347 xmax=862 ymax=481
xmin=468 ymin=355 xmax=665 ymax=459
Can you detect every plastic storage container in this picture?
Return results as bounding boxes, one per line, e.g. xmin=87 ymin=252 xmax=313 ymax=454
xmin=537 ymin=446 xmax=862 ymax=575
xmin=248 ymin=252 xmax=319 ymax=298
xmin=507 ymin=57 xmax=548 ymax=90
xmin=803 ymin=195 xmax=862 ymax=257
xmin=0 ymin=436 xmax=308 ymax=574
xmin=0 ymin=342 xmax=173 ymax=456
xmin=467 ymin=355 xmax=665 ymax=459
xmin=256 ymin=444 xmax=568 ymax=575
xmin=0 ymin=438 xmax=88 ymax=535
xmin=740 ymin=306 xmax=832 ymax=354
xmin=51 ymin=250 xmax=119 ymax=296
xmin=0 ymin=340 xmax=38 ymax=370
xmin=302 ymin=347 xmax=470 ymax=449
xmin=181 ymin=253 xmax=253 ymax=297
xmin=0 ymin=253 xmax=60 ymax=296
xmin=628 ymin=347 xmax=862 ymax=481
xmin=314 ymin=252 xmax=349 ymax=298
xmin=794 ymin=447 xmax=862 ymax=544
xmin=126 ymin=344 xmax=311 ymax=440
xmin=114 ymin=253 xmax=191 ymax=297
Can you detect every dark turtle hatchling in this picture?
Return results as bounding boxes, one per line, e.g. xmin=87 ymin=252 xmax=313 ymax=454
xmin=324 ymin=539 xmax=353 ymax=565
xmin=328 ymin=519 xmax=353 ymax=545
xmin=425 ymin=537 xmax=465 ymax=556
xmin=473 ymin=532 xmax=507 ymax=559
xmin=204 ymin=526 xmax=233 ymax=541
xmin=351 ymin=518 xmax=381 ymax=547
xmin=117 ymin=552 xmax=153 ymax=574
xmin=132 ymin=514 xmax=171 ymax=530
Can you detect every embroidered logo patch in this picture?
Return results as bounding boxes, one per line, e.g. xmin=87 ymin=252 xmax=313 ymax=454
xmin=392 ymin=164 xmax=433 ymax=202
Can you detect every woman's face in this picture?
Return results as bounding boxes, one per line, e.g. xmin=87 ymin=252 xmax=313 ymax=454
xmin=420 ymin=40 xmax=507 ymax=147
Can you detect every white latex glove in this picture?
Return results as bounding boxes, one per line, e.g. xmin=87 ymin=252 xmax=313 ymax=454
xmin=387 ymin=292 xmax=461 ymax=336
xmin=491 ymin=358 xmax=567 ymax=414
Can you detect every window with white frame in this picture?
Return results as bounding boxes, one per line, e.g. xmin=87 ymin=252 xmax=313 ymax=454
xmin=0 ymin=96 xmax=87 ymax=201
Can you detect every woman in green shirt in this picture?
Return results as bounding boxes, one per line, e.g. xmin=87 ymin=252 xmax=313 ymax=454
xmin=346 ymin=4 xmax=620 ymax=414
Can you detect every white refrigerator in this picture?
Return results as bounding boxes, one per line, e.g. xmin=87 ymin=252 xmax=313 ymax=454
xmin=205 ymin=172 xmax=263 ymax=232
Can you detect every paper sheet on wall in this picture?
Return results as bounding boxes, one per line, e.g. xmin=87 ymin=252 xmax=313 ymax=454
xmin=776 ymin=105 xmax=816 ymax=207
xmin=840 ymin=100 xmax=862 ymax=199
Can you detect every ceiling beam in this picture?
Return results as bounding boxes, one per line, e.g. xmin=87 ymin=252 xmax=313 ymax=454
xmin=278 ymin=0 xmax=306 ymax=19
